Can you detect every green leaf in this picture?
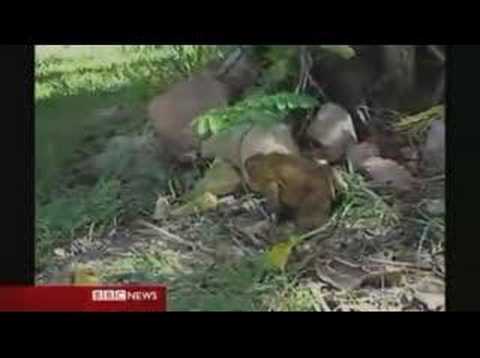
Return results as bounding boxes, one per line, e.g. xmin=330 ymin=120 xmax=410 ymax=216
xmin=318 ymin=45 xmax=356 ymax=60
xmin=263 ymin=235 xmax=303 ymax=271
xmin=208 ymin=117 xmax=223 ymax=135
xmin=196 ymin=117 xmax=211 ymax=138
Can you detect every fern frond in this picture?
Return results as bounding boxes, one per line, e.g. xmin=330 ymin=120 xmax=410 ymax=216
xmin=192 ymin=92 xmax=319 ymax=139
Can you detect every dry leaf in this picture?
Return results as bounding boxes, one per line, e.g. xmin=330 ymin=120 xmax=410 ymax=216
xmin=307 ymin=103 xmax=358 ymax=163
xmin=71 ymin=267 xmax=101 ymax=286
xmin=362 ymin=157 xmax=414 ymax=192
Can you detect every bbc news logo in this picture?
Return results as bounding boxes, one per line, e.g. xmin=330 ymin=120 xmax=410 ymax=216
xmin=92 ymin=289 xmax=158 ymax=302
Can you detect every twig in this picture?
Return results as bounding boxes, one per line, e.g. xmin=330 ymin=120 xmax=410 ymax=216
xmin=230 ymin=235 xmax=255 ymax=256
xmin=333 ymin=256 xmax=362 ymax=268
xmin=230 ymin=225 xmax=264 ymax=248
xmin=421 ymin=174 xmax=445 ymax=182
xmin=417 ymin=223 xmax=431 ymax=262
xmin=306 ymin=72 xmax=327 ymax=101
xmin=427 ymin=45 xmax=445 ymax=64
xmin=307 ymin=283 xmax=331 ymax=312
xmin=168 ymin=180 xmax=177 ymax=199
xmin=367 ymin=258 xmax=432 ymax=271
xmin=295 ymin=46 xmax=309 ymax=94
xmin=299 ymin=218 xmax=339 ymax=242
xmin=137 ymin=219 xmax=214 ymax=254
xmin=88 ymin=222 xmax=96 ymax=242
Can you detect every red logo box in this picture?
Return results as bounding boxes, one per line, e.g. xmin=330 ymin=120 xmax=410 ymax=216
xmin=0 ymin=285 xmax=167 ymax=312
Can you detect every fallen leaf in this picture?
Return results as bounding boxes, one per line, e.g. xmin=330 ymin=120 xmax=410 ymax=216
xmin=362 ymin=157 xmax=414 ymax=192
xmin=71 ymin=267 xmax=101 ymax=286
xmin=264 ymin=236 xmax=302 ymax=271
xmin=171 ymin=192 xmax=218 ymax=217
xmin=307 ymin=103 xmax=358 ymax=163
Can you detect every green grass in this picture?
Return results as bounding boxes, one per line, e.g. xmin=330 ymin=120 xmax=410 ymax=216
xmin=36 ymin=177 xmax=123 ymax=269
xmin=35 ymin=46 xmax=173 ymax=198
xmin=35 ymin=45 xmax=222 ymax=270
xmin=332 ymin=169 xmax=400 ymax=233
xmin=102 ymin=248 xmax=322 ymax=311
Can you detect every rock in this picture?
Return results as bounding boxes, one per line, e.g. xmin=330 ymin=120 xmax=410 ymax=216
xmin=152 ymin=195 xmax=170 ymax=220
xmin=148 ymin=71 xmax=230 ymax=163
xmin=412 ymin=277 xmax=445 ymax=311
xmin=216 ymin=52 xmax=260 ymax=99
xmin=424 ymin=199 xmax=445 ymax=216
xmin=400 ymin=146 xmax=419 ymax=161
xmin=307 ymin=103 xmax=358 ymax=163
xmin=217 ymin=195 xmax=237 ymax=206
xmin=362 ymin=157 xmax=414 ymax=192
xmin=201 ymin=121 xmax=300 ymax=186
xmin=346 ymin=142 xmax=380 ymax=170
xmin=422 ymin=119 xmax=445 ymax=175
xmin=148 ymin=54 xmax=260 ymax=164
xmin=240 ymin=122 xmax=300 ymax=184
xmin=53 ymin=248 xmax=67 ymax=258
